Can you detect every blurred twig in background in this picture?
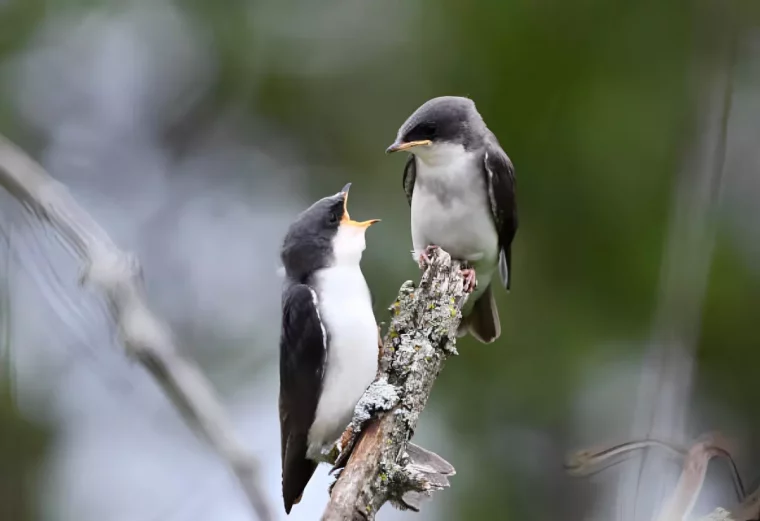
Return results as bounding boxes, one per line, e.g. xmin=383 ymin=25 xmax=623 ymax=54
xmin=567 ymin=432 xmax=760 ymax=520
xmin=0 ymin=223 xmax=13 ymax=392
xmin=323 ymin=249 xmax=465 ymax=520
xmin=0 ymin=135 xmax=272 ymax=521
xmin=722 ymin=485 xmax=760 ymax=520
xmin=653 ymin=434 xmax=741 ymax=521
xmin=0 ymin=384 xmax=49 ymax=521
xmin=695 ymin=479 xmax=760 ymax=520
xmin=570 ymin=12 xmax=742 ymax=520
xmin=564 ymin=434 xmax=745 ymax=500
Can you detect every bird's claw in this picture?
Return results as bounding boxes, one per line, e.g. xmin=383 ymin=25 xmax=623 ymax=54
xmin=331 ymin=425 xmax=357 ymax=472
xmin=460 ymin=268 xmax=477 ymax=293
xmin=418 ymin=245 xmax=440 ymax=269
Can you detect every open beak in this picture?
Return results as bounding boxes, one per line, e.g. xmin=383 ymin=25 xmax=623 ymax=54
xmin=340 ymin=183 xmax=380 ymax=228
xmin=385 ymin=139 xmax=432 ymax=154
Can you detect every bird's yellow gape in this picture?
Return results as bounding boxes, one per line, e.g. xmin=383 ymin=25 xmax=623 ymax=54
xmin=340 ymin=184 xmax=380 ymax=228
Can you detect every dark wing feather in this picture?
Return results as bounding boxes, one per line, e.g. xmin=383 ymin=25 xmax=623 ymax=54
xmin=402 ymin=155 xmax=416 ymax=206
xmin=279 ymin=283 xmax=326 ymax=513
xmin=483 ymin=138 xmax=518 ymax=290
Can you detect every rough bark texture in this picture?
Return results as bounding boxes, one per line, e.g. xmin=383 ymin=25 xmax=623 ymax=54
xmin=0 ymin=135 xmax=272 ymax=521
xmin=322 ymin=249 xmax=468 ymax=521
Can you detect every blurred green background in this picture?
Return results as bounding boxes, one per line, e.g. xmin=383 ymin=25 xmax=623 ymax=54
xmin=1 ymin=0 xmax=760 ymax=520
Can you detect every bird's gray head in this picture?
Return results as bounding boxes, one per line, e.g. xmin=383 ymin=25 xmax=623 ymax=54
xmin=386 ymin=96 xmax=486 ymax=157
xmin=280 ymin=183 xmax=379 ymax=282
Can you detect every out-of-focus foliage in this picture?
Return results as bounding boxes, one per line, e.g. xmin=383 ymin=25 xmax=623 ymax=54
xmin=0 ymin=384 xmax=49 ymax=521
xmin=1 ymin=0 xmax=759 ymax=519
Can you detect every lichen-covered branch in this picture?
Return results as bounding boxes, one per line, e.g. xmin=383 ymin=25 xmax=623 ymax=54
xmin=322 ymin=249 xmax=467 ymax=521
xmin=0 ymin=135 xmax=272 ymax=521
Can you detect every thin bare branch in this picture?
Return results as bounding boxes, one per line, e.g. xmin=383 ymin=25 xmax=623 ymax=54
xmin=653 ymin=434 xmax=739 ymax=521
xmin=566 ymin=433 xmax=745 ymax=503
xmin=699 ymin=480 xmax=760 ymax=521
xmin=0 ymin=134 xmax=272 ymax=521
xmin=568 ymin=433 xmax=753 ymax=521
xmin=731 ymin=484 xmax=760 ymax=520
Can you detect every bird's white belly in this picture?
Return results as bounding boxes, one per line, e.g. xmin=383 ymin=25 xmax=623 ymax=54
xmin=308 ymin=266 xmax=378 ymax=455
xmin=411 ymin=159 xmax=499 ymax=267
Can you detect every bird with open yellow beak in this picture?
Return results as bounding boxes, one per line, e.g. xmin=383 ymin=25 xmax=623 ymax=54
xmin=278 ymin=183 xmax=380 ymax=514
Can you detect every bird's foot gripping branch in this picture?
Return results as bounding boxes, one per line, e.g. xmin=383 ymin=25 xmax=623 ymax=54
xmin=322 ymin=248 xmax=468 ymax=521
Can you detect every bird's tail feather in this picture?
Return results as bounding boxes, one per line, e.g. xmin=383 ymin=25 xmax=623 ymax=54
xmin=399 ymin=442 xmax=456 ymax=511
xmin=457 ymin=284 xmax=500 ymax=343
xmin=282 ymin=437 xmax=318 ymax=514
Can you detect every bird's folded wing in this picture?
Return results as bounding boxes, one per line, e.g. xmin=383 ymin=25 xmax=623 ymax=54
xmin=279 ymin=283 xmax=327 ymax=510
xmin=402 ymin=154 xmax=417 ymax=206
xmin=483 ymin=138 xmax=518 ymax=290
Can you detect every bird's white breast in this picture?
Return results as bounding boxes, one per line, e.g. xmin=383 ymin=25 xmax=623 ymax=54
xmin=307 ymin=264 xmax=377 ymax=456
xmin=411 ymin=144 xmax=499 ymax=271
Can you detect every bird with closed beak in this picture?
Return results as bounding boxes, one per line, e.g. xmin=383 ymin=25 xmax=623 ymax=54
xmin=386 ymin=96 xmax=518 ymax=344
xmin=278 ymin=183 xmax=380 ymax=513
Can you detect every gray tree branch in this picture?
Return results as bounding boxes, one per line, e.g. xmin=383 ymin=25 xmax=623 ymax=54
xmin=0 ymin=134 xmax=272 ymax=521
xmin=322 ymin=249 xmax=467 ymax=521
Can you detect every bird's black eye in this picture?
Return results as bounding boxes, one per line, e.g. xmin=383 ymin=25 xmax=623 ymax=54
xmin=328 ymin=211 xmax=339 ymax=224
xmin=416 ymin=122 xmax=437 ymax=138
